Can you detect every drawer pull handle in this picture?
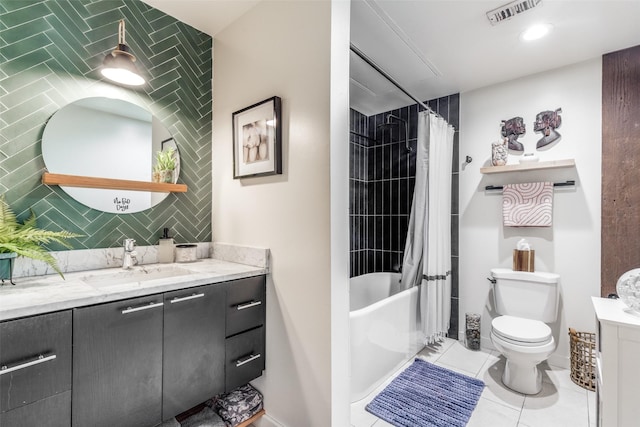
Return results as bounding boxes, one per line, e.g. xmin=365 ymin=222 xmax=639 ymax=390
xmin=236 ymin=353 xmax=261 ymax=367
xmin=170 ymin=293 xmax=205 ymax=304
xmin=236 ymin=301 xmax=262 ymax=311
xmin=0 ymin=354 xmax=57 ymax=376
xmin=122 ymin=302 xmax=164 ymax=314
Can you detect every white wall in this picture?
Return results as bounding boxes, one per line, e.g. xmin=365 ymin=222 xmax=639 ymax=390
xmin=212 ymin=1 xmax=350 ymax=425
xmin=459 ymin=59 xmax=602 ymax=367
xmin=329 ymin=0 xmax=352 ymax=425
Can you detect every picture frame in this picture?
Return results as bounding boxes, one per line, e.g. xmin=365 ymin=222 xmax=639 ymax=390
xmin=232 ymin=96 xmax=282 ymax=178
xmin=160 ymin=137 xmax=175 ymax=151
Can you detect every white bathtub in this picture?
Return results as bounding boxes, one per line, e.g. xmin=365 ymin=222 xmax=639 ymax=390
xmin=349 ymin=272 xmax=423 ymax=402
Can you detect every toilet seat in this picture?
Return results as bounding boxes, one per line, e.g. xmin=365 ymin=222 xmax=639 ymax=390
xmin=491 ymin=315 xmax=552 ymax=347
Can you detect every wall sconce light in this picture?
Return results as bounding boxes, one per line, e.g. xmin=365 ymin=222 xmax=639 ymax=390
xmin=101 ymin=20 xmax=145 ymax=86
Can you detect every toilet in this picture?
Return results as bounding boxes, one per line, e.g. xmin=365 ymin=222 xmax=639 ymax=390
xmin=489 ymin=268 xmax=560 ymax=395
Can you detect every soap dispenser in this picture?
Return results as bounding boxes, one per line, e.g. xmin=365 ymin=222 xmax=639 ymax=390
xmin=158 ymin=227 xmax=175 ymax=263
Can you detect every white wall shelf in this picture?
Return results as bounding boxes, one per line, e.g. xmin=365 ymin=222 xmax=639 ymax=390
xmin=480 ymin=159 xmax=575 ymax=174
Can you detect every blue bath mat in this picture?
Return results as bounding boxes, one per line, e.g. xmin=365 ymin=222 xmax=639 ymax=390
xmin=366 ymin=358 xmax=485 ymax=427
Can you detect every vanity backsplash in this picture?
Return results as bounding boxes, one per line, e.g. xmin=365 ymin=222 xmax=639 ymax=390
xmin=9 ymin=242 xmax=270 ymax=279
xmin=11 ymin=243 xmax=213 ymax=279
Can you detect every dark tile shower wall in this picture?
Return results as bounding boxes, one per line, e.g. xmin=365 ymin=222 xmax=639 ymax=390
xmin=350 ymin=109 xmax=370 ymax=277
xmin=366 ymin=104 xmax=418 ymax=277
xmin=349 ymin=94 xmax=460 ymax=339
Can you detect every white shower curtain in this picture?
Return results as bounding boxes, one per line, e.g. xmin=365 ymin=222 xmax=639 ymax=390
xmin=400 ymin=110 xmax=454 ymax=344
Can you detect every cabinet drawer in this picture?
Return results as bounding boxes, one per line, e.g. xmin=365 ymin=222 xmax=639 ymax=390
xmin=225 ymin=326 xmax=265 ymax=392
xmin=0 ymin=310 xmax=72 ymax=413
xmin=0 ymin=390 xmax=71 ymax=427
xmin=226 ymin=276 xmax=265 ymax=337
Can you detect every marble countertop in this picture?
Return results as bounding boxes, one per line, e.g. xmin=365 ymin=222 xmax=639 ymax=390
xmin=0 ymin=258 xmax=267 ymax=321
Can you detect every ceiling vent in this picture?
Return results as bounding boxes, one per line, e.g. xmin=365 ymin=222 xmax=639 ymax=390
xmin=487 ymin=0 xmax=543 ymax=25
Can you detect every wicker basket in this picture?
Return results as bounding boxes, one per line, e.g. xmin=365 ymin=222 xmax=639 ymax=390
xmin=568 ymin=328 xmax=596 ymax=391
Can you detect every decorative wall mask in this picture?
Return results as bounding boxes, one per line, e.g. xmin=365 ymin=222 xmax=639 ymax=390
xmin=534 ymin=108 xmax=562 ymax=149
xmin=501 ymin=117 xmax=526 ymax=151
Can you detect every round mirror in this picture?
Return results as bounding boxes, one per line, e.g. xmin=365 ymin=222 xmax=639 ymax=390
xmin=42 ymin=97 xmax=180 ymax=214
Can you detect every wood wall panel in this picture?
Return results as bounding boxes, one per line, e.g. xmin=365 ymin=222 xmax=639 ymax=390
xmin=602 ymin=45 xmax=640 ymax=296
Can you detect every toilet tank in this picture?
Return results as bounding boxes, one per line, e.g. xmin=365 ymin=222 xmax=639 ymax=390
xmin=491 ymin=268 xmax=560 ymax=322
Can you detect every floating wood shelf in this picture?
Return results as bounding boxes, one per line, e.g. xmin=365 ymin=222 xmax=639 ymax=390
xmin=42 ymin=172 xmax=188 ymax=193
xmin=480 ymin=159 xmax=575 ymax=174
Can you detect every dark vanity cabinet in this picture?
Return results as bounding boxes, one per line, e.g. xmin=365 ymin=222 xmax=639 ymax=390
xmin=72 ymin=294 xmax=164 ymax=427
xmin=72 ymin=284 xmax=226 ymax=427
xmin=0 ymin=310 xmax=72 ymax=427
xmin=225 ymin=275 xmax=266 ymax=392
xmin=2 ymin=274 xmax=265 ymax=427
xmin=162 ymin=284 xmax=225 ymax=420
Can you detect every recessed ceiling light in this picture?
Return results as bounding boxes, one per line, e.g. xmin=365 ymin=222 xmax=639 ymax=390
xmin=521 ymin=23 xmax=552 ymax=41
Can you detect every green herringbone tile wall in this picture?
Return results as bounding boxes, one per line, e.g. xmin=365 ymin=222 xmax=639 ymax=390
xmin=0 ymin=0 xmax=212 ymax=249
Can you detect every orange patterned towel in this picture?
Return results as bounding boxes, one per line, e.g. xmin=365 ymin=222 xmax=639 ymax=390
xmin=502 ymin=182 xmax=553 ymax=227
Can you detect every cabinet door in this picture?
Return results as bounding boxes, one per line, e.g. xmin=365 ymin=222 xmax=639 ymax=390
xmin=0 ymin=310 xmax=71 ymax=414
xmin=162 ymin=283 xmax=225 ymax=420
xmin=73 ymin=294 xmax=163 ymax=427
xmin=0 ymin=391 xmax=70 ymax=427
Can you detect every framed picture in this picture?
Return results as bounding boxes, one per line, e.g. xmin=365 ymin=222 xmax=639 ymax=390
xmin=160 ymin=137 xmax=175 ymax=151
xmin=232 ymin=96 xmax=282 ymax=178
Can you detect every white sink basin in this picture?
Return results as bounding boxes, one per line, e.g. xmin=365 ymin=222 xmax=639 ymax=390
xmin=81 ymin=265 xmax=194 ymax=287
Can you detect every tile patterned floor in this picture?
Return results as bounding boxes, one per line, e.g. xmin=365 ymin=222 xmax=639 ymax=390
xmin=351 ymin=339 xmax=595 ymax=427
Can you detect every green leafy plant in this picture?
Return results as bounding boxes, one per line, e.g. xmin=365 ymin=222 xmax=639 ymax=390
xmin=154 ymin=147 xmax=177 ymax=172
xmin=0 ymin=195 xmax=81 ymax=278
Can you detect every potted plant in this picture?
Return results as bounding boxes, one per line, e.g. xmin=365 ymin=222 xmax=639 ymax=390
xmin=0 ymin=195 xmax=80 ymax=283
xmin=153 ymin=147 xmax=177 ymax=183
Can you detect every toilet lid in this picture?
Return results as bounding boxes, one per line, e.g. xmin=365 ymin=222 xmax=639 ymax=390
xmin=492 ymin=315 xmax=552 ymax=344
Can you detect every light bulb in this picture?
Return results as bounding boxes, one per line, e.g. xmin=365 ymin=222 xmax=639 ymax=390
xmin=521 ymin=24 xmax=552 ymax=41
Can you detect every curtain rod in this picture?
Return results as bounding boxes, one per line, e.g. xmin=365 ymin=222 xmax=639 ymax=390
xmin=350 ymin=43 xmax=445 ymax=123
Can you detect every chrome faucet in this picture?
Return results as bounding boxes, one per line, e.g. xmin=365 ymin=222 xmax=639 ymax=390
xmin=122 ymin=238 xmax=138 ymax=269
